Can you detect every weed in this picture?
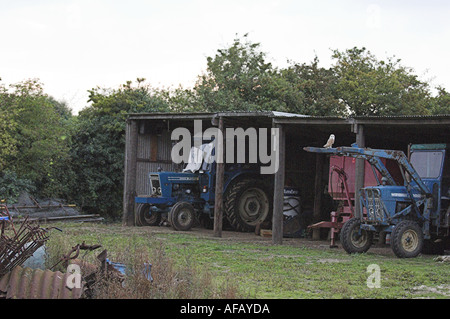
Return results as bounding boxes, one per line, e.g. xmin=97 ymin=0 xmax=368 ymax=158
xmin=42 ymin=222 xmax=450 ymax=299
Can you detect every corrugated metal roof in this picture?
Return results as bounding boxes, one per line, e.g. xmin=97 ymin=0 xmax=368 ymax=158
xmin=0 ymin=266 xmax=83 ymax=299
xmin=127 ymin=110 xmax=310 ymax=121
xmin=127 ymin=111 xmax=216 ymax=120
xmin=351 ymin=114 xmax=450 ymax=120
xmin=126 ymin=111 xmax=450 ymax=130
xmin=127 ymin=111 xmax=450 ymax=122
xmin=126 ymin=111 xmax=348 ymax=127
xmin=349 ymin=114 xmax=450 ymax=125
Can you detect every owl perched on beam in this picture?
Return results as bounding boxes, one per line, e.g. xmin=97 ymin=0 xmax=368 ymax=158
xmin=323 ymin=134 xmax=335 ymax=148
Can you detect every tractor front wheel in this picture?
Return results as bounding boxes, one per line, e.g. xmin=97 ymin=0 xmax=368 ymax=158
xmin=169 ymin=202 xmax=195 ymax=231
xmin=391 ymin=220 xmax=423 ymax=258
xmin=340 ymin=217 xmax=373 ymax=254
xmin=135 ymin=203 xmax=161 ymax=226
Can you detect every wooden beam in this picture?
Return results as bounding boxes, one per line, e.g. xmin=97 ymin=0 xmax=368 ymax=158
xmin=122 ymin=119 xmax=138 ymax=226
xmin=312 ymin=153 xmax=325 ymax=240
xmin=150 ymin=134 xmax=158 ymax=161
xmin=213 ymin=117 xmax=225 ymax=237
xmin=354 ymin=124 xmax=365 ymax=218
xmin=272 ymin=124 xmax=285 ymax=245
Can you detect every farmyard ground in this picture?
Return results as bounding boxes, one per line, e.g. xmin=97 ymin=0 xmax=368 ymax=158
xmin=45 ymin=222 xmax=450 ymax=299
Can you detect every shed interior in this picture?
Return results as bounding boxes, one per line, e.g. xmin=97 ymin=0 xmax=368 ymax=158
xmin=124 ymin=112 xmax=450 ymax=242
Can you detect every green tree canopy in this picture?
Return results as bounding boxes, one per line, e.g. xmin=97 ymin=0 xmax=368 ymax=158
xmin=70 ymin=79 xmax=169 ymax=217
xmin=431 ymin=86 xmax=450 ymax=115
xmin=0 ymin=79 xmax=72 ymax=199
xmin=279 ymin=57 xmax=346 ymax=116
xmin=194 ymin=34 xmax=283 ymax=112
xmin=332 ymin=47 xmax=434 ymax=116
xmin=187 ymin=38 xmax=441 ymax=117
xmin=0 ymin=84 xmax=19 ymax=171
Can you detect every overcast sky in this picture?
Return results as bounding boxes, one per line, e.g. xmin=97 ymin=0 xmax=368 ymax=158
xmin=1 ymin=0 xmax=450 ymax=114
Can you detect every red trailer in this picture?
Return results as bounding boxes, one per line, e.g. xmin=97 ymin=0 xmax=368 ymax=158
xmin=309 ymin=155 xmax=401 ymax=247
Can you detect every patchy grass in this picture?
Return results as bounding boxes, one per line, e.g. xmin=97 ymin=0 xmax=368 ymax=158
xmin=44 ymin=222 xmax=450 ymax=299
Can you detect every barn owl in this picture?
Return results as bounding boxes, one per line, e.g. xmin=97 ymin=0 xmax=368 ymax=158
xmin=323 ymin=134 xmax=335 ymax=148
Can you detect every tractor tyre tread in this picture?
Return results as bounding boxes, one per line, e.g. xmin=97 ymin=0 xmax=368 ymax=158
xmin=224 ymin=178 xmax=272 ymax=232
xmin=340 ymin=217 xmax=373 ymax=254
xmin=135 ymin=203 xmax=161 ymax=226
xmin=170 ymin=201 xmax=195 ymax=231
xmin=391 ymin=220 xmax=423 ymax=258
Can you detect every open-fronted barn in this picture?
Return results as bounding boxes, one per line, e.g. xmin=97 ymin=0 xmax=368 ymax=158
xmin=123 ymin=112 xmax=450 ymax=244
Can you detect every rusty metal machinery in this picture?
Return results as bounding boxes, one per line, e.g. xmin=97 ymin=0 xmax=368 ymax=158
xmin=0 ymin=201 xmax=51 ymax=276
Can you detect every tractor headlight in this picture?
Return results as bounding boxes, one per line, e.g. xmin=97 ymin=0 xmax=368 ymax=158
xmin=364 ymin=188 xmax=383 ymax=222
xmin=152 ymin=187 xmax=162 ymax=195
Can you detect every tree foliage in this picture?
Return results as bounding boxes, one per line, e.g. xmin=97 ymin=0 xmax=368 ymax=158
xmin=194 ymin=34 xmax=284 ymax=112
xmin=0 ymin=86 xmax=19 ymax=171
xmin=279 ymin=57 xmax=346 ymax=116
xmin=0 ymin=170 xmax=35 ymax=203
xmin=332 ymin=47 xmax=433 ymax=116
xmin=188 ymin=37 xmax=443 ymax=117
xmin=69 ymin=79 xmax=169 ymax=217
xmin=0 ymin=79 xmax=72 ymax=199
xmin=431 ymin=87 xmax=450 ymax=115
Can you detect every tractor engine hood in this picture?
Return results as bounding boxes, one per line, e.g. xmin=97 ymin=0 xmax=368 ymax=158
xmin=148 ymin=172 xmax=199 ymax=199
xmin=363 ymin=185 xmax=425 ymax=200
xmin=360 ymin=185 xmax=426 ymax=223
xmin=158 ymin=172 xmax=200 ymax=184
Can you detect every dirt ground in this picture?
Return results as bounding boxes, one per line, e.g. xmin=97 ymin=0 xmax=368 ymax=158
xmin=138 ymin=224 xmax=399 ymax=258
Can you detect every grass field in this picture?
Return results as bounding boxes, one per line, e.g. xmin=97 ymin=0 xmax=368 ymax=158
xmin=44 ymin=222 xmax=450 ymax=299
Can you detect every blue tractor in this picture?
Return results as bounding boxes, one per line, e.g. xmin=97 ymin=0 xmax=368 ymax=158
xmin=304 ymin=144 xmax=450 ymax=258
xmin=135 ymin=142 xmax=273 ymax=232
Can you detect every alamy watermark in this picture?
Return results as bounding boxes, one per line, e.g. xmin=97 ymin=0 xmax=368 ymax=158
xmin=366 ymin=264 xmax=381 ymax=289
xmin=66 ymin=264 xmax=82 ymax=289
xmin=171 ymin=120 xmax=280 ymax=174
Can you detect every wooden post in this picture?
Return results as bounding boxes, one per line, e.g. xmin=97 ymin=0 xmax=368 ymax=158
xmin=312 ymin=153 xmax=325 ymax=240
xmin=213 ymin=117 xmax=225 ymax=237
xmin=272 ymin=124 xmax=285 ymax=245
xmin=122 ymin=119 xmax=138 ymax=226
xmin=355 ymin=124 xmax=365 ymax=218
xmin=150 ymin=134 xmax=158 ymax=162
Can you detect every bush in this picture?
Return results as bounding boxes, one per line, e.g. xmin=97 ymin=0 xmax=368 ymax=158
xmin=0 ymin=170 xmax=35 ymax=203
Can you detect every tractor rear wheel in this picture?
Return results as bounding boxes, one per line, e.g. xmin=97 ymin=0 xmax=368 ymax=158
xmin=135 ymin=203 xmax=161 ymax=226
xmin=169 ymin=202 xmax=195 ymax=231
xmin=391 ymin=220 xmax=423 ymax=258
xmin=340 ymin=217 xmax=373 ymax=254
xmin=224 ymin=179 xmax=272 ymax=232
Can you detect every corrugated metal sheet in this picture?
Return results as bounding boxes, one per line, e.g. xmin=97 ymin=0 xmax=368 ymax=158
xmin=136 ymin=162 xmax=175 ymax=195
xmin=157 ymin=130 xmax=174 ymax=162
xmin=137 ymin=130 xmax=173 ymax=162
xmin=127 ymin=111 xmax=450 ymax=121
xmin=127 ymin=110 xmax=307 ymax=120
xmin=352 ymin=114 xmax=450 ymax=120
xmin=135 ymin=130 xmax=178 ymax=195
xmin=0 ymin=266 xmax=83 ymax=299
xmin=137 ymin=133 xmax=152 ymax=159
